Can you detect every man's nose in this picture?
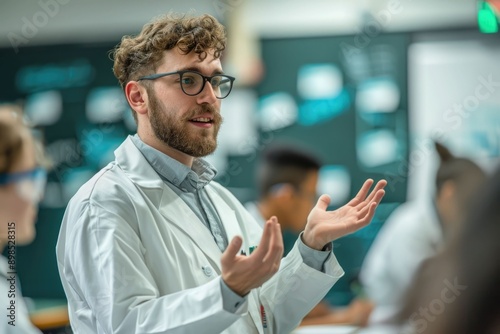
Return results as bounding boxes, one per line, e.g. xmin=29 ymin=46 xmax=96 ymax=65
xmin=196 ymin=80 xmax=218 ymax=105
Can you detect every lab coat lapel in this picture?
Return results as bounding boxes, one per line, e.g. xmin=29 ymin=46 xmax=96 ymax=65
xmin=204 ymin=187 xmax=244 ymax=252
xmin=158 ymin=186 xmax=223 ymax=271
xmin=115 ymin=136 xmax=165 ymax=191
xmin=115 ymin=137 xmax=166 ymax=208
xmin=204 ymin=188 xmax=265 ymax=333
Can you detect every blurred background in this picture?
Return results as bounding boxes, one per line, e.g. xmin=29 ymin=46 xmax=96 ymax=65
xmin=1 ymin=0 xmax=500 ymax=321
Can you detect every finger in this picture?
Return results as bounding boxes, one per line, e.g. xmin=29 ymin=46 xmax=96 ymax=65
xmin=275 ymin=220 xmax=284 ymax=259
xmin=266 ymin=219 xmax=283 ymax=274
xmin=348 ymin=179 xmax=374 ymax=206
xmin=358 ymin=201 xmax=379 ymax=227
xmin=358 ymin=189 xmax=386 ymax=220
xmin=373 ymin=188 xmax=386 ymax=204
xmin=221 ymin=236 xmax=243 ymax=264
xmin=314 ymin=194 xmax=331 ymax=212
xmin=343 ymin=203 xmax=377 ymax=235
xmin=263 ymin=217 xmax=284 ymax=264
xmin=253 ymin=219 xmax=274 ymax=259
xmin=360 ymin=180 xmax=387 ymax=207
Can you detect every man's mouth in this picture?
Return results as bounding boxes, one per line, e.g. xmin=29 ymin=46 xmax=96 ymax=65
xmin=190 ymin=117 xmax=213 ymax=123
xmin=188 ymin=115 xmax=216 ymax=128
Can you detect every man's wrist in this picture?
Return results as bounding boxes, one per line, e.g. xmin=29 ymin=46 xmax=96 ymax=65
xmin=301 ymin=232 xmax=325 ymax=251
xmin=297 ymin=232 xmax=332 ymax=272
xmin=220 ymin=278 xmax=248 ymax=313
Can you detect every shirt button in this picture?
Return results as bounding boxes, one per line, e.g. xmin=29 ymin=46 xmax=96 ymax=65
xmin=202 ymin=266 xmax=213 ymax=277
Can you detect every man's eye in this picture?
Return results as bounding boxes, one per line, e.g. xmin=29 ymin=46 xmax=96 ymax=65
xmin=182 ymin=77 xmax=195 ymax=85
xmin=210 ymin=77 xmax=222 ymax=87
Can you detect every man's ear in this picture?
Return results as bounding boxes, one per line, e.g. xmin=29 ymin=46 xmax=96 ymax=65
xmin=438 ymin=181 xmax=456 ymax=202
xmin=125 ymin=81 xmax=149 ymax=116
xmin=436 ymin=180 xmax=457 ymax=216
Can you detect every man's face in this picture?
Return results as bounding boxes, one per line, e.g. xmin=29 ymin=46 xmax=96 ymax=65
xmin=279 ymin=170 xmax=319 ymax=233
xmin=291 ymin=170 xmax=319 ymax=230
xmin=0 ymin=132 xmax=38 ymax=246
xmin=146 ymin=48 xmax=224 ymax=157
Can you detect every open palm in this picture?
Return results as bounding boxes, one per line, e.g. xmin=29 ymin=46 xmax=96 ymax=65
xmin=303 ymin=179 xmax=387 ymax=250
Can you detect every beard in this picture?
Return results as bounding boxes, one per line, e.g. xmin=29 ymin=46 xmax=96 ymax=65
xmin=148 ymin=89 xmax=223 ymax=157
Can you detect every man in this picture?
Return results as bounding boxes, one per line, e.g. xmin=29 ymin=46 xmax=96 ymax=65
xmin=56 ymin=13 xmax=386 ymax=334
xmin=360 ymin=142 xmax=485 ymax=326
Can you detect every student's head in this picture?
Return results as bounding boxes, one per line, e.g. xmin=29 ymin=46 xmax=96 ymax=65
xmin=256 ymin=144 xmax=321 ymax=233
xmin=400 ymin=166 xmax=500 ymax=334
xmin=433 ymin=142 xmax=486 ymax=228
xmin=113 ymin=13 xmax=233 ymax=159
xmin=0 ymin=105 xmax=46 ymax=249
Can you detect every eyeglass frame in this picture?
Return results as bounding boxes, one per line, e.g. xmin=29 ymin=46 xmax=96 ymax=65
xmin=137 ymin=70 xmax=236 ymax=99
xmin=0 ymin=167 xmax=47 ymax=203
xmin=0 ymin=167 xmax=46 ymax=185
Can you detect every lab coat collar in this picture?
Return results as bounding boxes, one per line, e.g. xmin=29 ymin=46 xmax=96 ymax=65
xmin=114 ymin=136 xmax=165 ymax=190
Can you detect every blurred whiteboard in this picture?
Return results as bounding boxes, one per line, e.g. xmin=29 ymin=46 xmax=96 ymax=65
xmin=408 ymin=32 xmax=500 ymax=202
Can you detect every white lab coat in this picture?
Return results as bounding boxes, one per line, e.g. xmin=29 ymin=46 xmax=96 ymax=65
xmin=56 ymin=136 xmax=344 ymax=334
xmin=360 ymin=200 xmax=443 ymax=325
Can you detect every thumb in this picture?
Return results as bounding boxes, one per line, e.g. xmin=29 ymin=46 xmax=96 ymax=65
xmin=222 ymin=236 xmax=243 ymax=262
xmin=315 ymin=194 xmax=331 ymax=211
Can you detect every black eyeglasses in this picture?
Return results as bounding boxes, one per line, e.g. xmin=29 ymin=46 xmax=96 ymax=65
xmin=137 ymin=70 xmax=236 ymax=99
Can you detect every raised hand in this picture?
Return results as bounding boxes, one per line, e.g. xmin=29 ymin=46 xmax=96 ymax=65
xmin=303 ymin=179 xmax=387 ymax=250
xmin=221 ymin=216 xmax=284 ymax=296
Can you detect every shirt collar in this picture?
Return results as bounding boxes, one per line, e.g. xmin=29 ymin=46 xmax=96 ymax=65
xmin=131 ymin=134 xmax=217 ymax=192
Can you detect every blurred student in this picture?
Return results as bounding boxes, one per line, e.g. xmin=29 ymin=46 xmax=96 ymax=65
xmin=360 ymin=141 xmax=486 ymax=325
xmin=398 ymin=165 xmax=500 ymax=334
xmin=246 ymin=144 xmax=373 ymax=326
xmin=0 ymin=105 xmax=46 ymax=334
xmin=245 ymin=144 xmax=321 ymax=254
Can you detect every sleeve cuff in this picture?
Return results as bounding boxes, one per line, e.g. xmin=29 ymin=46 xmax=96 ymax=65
xmin=220 ymin=278 xmax=248 ymax=313
xmin=297 ymin=232 xmax=332 ymax=272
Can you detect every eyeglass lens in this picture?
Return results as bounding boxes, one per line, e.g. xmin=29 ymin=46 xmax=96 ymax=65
xmin=15 ymin=171 xmax=47 ymax=204
xmin=180 ymin=72 xmax=232 ymax=98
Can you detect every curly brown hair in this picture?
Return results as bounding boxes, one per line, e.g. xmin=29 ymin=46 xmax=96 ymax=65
xmin=112 ymin=13 xmax=226 ymax=91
